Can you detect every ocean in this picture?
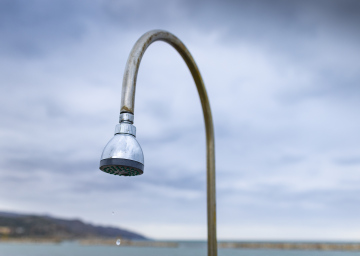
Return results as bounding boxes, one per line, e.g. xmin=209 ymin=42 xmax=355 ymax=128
xmin=1 ymin=241 xmax=360 ymax=256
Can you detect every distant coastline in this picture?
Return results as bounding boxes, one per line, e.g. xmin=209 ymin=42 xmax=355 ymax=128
xmin=219 ymin=241 xmax=360 ymax=251
xmin=79 ymin=240 xmax=360 ymax=251
xmin=1 ymin=211 xmax=360 ymax=251
xmin=2 ymin=238 xmax=360 ymax=251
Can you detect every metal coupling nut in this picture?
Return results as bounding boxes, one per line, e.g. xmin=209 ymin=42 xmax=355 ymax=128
xmin=114 ymin=123 xmax=136 ymax=136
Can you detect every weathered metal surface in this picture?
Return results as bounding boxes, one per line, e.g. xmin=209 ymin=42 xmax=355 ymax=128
xmin=120 ymin=30 xmax=217 ymax=256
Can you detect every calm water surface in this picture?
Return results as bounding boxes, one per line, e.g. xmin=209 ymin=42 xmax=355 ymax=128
xmin=1 ymin=242 xmax=360 ymax=256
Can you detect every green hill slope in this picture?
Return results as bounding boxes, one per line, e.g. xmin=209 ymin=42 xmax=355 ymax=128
xmin=0 ymin=211 xmax=147 ymax=240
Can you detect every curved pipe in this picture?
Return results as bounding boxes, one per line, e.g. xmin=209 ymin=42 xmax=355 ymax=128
xmin=121 ymin=30 xmax=217 ymax=256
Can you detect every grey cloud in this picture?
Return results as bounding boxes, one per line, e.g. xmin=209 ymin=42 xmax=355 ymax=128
xmin=179 ymin=1 xmax=360 ymax=105
xmin=3 ymin=157 xmax=97 ymax=174
xmin=278 ymin=155 xmax=305 ymax=165
xmin=334 ymin=156 xmax=360 ymax=166
xmin=0 ymin=0 xmax=90 ymax=58
xmin=178 ymin=0 xmax=360 ymax=46
xmin=219 ymin=185 xmax=360 ymax=225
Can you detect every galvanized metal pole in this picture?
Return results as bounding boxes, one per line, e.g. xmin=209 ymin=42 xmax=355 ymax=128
xmin=120 ymin=30 xmax=217 ymax=256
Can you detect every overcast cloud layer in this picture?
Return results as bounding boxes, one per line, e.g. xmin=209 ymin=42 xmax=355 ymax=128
xmin=1 ymin=0 xmax=360 ymax=240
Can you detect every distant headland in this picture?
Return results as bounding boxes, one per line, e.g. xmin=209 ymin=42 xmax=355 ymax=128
xmin=0 ymin=210 xmax=147 ymax=242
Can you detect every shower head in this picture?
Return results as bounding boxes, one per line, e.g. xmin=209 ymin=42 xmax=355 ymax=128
xmin=99 ymin=113 xmax=144 ymax=176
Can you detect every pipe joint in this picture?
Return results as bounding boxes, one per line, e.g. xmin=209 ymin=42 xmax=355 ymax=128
xmin=114 ymin=123 xmax=136 ymax=136
xmin=119 ymin=113 xmax=134 ymax=124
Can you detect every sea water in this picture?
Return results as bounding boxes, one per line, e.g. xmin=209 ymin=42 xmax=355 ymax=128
xmin=1 ymin=241 xmax=360 ymax=256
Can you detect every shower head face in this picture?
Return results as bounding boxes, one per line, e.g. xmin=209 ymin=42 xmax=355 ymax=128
xmin=99 ymin=133 xmax=144 ymax=176
xmin=100 ymin=158 xmax=143 ymax=176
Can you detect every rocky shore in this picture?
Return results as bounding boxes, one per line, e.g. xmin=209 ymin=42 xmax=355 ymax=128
xmin=79 ymin=238 xmax=178 ymax=247
xmin=78 ymin=239 xmax=360 ymax=251
xmin=218 ymin=242 xmax=360 ymax=251
xmin=0 ymin=237 xmax=63 ymax=243
xmin=1 ymin=238 xmax=360 ymax=251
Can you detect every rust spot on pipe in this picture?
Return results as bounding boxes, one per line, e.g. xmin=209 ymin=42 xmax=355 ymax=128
xmin=120 ymin=106 xmax=134 ymax=114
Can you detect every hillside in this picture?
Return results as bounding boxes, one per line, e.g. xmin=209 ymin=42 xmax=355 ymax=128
xmin=0 ymin=211 xmax=147 ymax=240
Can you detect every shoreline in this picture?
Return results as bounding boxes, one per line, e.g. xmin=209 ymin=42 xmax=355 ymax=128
xmin=219 ymin=242 xmax=360 ymax=251
xmin=1 ymin=238 xmax=360 ymax=251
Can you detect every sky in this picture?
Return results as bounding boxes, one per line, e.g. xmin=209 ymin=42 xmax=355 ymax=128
xmin=1 ymin=0 xmax=360 ymax=241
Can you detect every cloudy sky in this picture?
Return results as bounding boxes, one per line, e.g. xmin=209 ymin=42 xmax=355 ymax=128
xmin=1 ymin=0 xmax=360 ymax=240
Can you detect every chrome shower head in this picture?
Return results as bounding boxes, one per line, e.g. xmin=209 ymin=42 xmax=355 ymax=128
xmin=99 ymin=113 xmax=144 ymax=176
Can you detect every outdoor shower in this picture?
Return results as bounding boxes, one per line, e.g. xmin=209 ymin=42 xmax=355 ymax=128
xmin=99 ymin=30 xmax=217 ymax=256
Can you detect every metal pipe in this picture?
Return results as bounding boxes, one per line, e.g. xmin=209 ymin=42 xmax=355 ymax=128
xmin=121 ymin=30 xmax=217 ymax=256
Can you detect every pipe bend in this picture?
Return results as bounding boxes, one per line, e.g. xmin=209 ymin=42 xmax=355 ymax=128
xmin=120 ymin=30 xmax=217 ymax=256
xmin=120 ymin=29 xmax=210 ymax=121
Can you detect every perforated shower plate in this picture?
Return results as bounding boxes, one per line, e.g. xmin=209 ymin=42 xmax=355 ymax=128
xmin=100 ymin=158 xmax=144 ymax=176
